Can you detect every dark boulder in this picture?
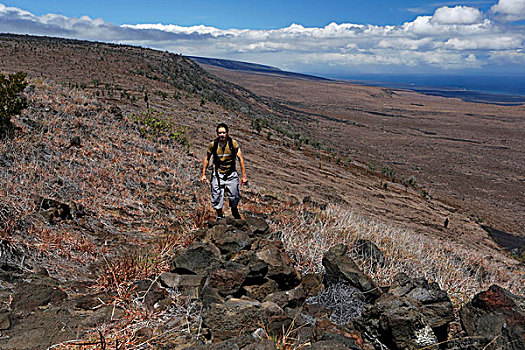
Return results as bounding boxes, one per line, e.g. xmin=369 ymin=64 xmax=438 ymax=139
xmin=170 ymin=242 xmax=223 ymax=275
xmin=201 ymin=285 xmax=225 ymax=309
xmin=202 ymin=298 xmax=282 ymax=342
xmin=243 ymin=212 xmax=270 ymax=237
xmin=263 ymin=285 xmax=307 ymax=309
xmin=231 ymin=250 xmax=269 ymax=284
xmin=312 ymin=319 xmax=369 ymax=349
xmin=132 ymin=279 xmax=169 ymax=309
xmin=389 ymin=273 xmax=454 ymax=343
xmin=359 ymin=293 xmax=439 ymax=350
xmin=205 ymin=223 xmax=256 ymax=259
xmin=159 ymin=272 xmax=207 ymax=300
xmin=244 ymin=279 xmax=280 ymax=302
xmin=254 ymin=240 xmax=301 ymax=290
xmin=459 ymin=284 xmax=525 ymax=350
xmin=322 ymin=244 xmax=381 ymax=300
xmin=300 ymin=273 xmax=323 ymax=296
xmin=11 ymin=280 xmax=68 ymax=316
xmin=208 ymin=262 xmax=249 ymax=297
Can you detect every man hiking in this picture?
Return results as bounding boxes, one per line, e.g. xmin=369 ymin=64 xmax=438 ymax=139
xmin=201 ymin=123 xmax=248 ymax=220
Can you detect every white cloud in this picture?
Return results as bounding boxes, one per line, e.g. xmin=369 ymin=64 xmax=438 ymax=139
xmin=444 ymin=35 xmax=523 ymax=49
xmin=0 ymin=3 xmax=524 ymax=74
xmin=490 ymin=0 xmax=525 ymax=21
xmin=488 ymin=49 xmax=525 ymax=64
xmin=376 ymin=38 xmax=434 ymax=50
xmin=122 ymin=23 xmax=244 ymax=37
xmin=431 ymin=6 xmax=484 ymax=24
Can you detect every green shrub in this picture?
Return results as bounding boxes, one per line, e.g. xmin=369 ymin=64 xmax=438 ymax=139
xmin=131 ymin=109 xmax=188 ymax=147
xmin=251 ymin=118 xmax=262 ymax=134
xmin=381 ymin=166 xmax=396 ymax=179
xmin=0 ymin=72 xmax=28 ymax=138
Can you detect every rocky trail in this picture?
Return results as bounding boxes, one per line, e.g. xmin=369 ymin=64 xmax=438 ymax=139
xmin=2 ymin=215 xmax=523 ymax=349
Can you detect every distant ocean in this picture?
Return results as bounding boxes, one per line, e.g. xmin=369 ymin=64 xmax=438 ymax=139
xmin=332 ymin=74 xmax=525 ymax=105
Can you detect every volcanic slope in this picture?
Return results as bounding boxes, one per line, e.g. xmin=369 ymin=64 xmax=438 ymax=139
xmin=199 ymin=62 xmax=525 ymax=238
xmin=0 ymin=34 xmax=523 ymax=347
xmin=1 ymin=32 xmax=521 ymax=282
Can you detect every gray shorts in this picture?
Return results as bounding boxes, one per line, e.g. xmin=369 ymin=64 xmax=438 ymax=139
xmin=210 ymin=171 xmax=240 ymax=209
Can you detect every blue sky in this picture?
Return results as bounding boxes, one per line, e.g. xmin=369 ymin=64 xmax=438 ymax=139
xmin=1 ymin=0 xmax=524 ymax=76
xmin=0 ymin=0 xmax=504 ymax=27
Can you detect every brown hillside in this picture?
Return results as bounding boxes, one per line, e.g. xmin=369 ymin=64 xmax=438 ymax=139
xmin=201 ymin=64 xmax=525 ymax=238
xmin=0 ymin=33 xmax=522 ymax=348
xmin=0 ymin=33 xmax=521 ymax=269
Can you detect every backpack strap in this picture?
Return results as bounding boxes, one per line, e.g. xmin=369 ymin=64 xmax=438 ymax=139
xmin=228 ymin=137 xmax=237 ymax=160
xmin=227 ymin=137 xmax=237 ymax=173
xmin=211 ymin=138 xmax=221 ymax=187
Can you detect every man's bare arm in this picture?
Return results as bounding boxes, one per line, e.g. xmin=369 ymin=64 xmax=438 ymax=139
xmin=201 ymin=152 xmax=212 ymax=183
xmin=237 ymin=148 xmax=248 ymax=185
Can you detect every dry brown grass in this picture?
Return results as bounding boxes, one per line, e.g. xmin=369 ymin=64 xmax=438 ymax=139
xmin=273 ymin=204 xmax=523 ymax=308
xmin=0 ymin=77 xmax=201 ymax=267
xmin=0 ymin=77 xmax=215 ymax=348
xmin=1 ymin=37 xmax=522 ymax=347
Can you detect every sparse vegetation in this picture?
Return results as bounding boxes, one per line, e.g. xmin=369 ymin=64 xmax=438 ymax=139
xmin=0 ymin=71 xmax=27 ymax=138
xmin=131 ymin=109 xmax=189 ymax=147
xmin=381 ymin=166 xmax=396 ymax=179
xmin=274 ymin=205 xmax=522 ymax=308
xmin=1 ymin=34 xmax=523 ymax=349
xmin=251 ymin=117 xmax=264 ymax=134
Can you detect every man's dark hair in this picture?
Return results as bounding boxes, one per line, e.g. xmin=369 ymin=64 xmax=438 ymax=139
xmin=216 ymin=122 xmax=229 ymax=134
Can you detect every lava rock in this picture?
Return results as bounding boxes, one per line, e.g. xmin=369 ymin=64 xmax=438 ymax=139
xmin=171 ymin=242 xmax=223 ymax=275
xmin=244 ymin=280 xmax=280 ymax=302
xmin=389 ymin=273 xmax=454 ymax=343
xmin=159 ymin=272 xmax=207 ymax=300
xmin=132 ymin=279 xmax=168 ymax=309
xmin=205 ymin=223 xmax=256 ymax=259
xmin=208 ymin=262 xmax=249 ymax=297
xmin=231 ymin=250 xmax=269 ymax=284
xmin=203 ymin=298 xmax=277 ymax=342
xmin=244 ymin=213 xmax=270 ymax=237
xmin=301 ymin=273 xmax=323 ymax=296
xmin=11 ymin=280 xmax=68 ymax=315
xmin=255 ymin=240 xmax=301 ymax=290
xmin=263 ymin=285 xmax=307 ymax=309
xmin=322 ymin=244 xmax=380 ymax=300
xmin=459 ymin=284 xmax=525 ymax=350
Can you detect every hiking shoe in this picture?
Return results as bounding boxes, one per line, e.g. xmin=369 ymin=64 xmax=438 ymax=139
xmin=231 ymin=207 xmax=241 ymax=220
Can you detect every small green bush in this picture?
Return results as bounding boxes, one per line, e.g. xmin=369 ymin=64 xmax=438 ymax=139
xmin=0 ymin=72 xmax=28 ymax=138
xmin=131 ymin=109 xmax=188 ymax=147
xmin=381 ymin=166 xmax=396 ymax=179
